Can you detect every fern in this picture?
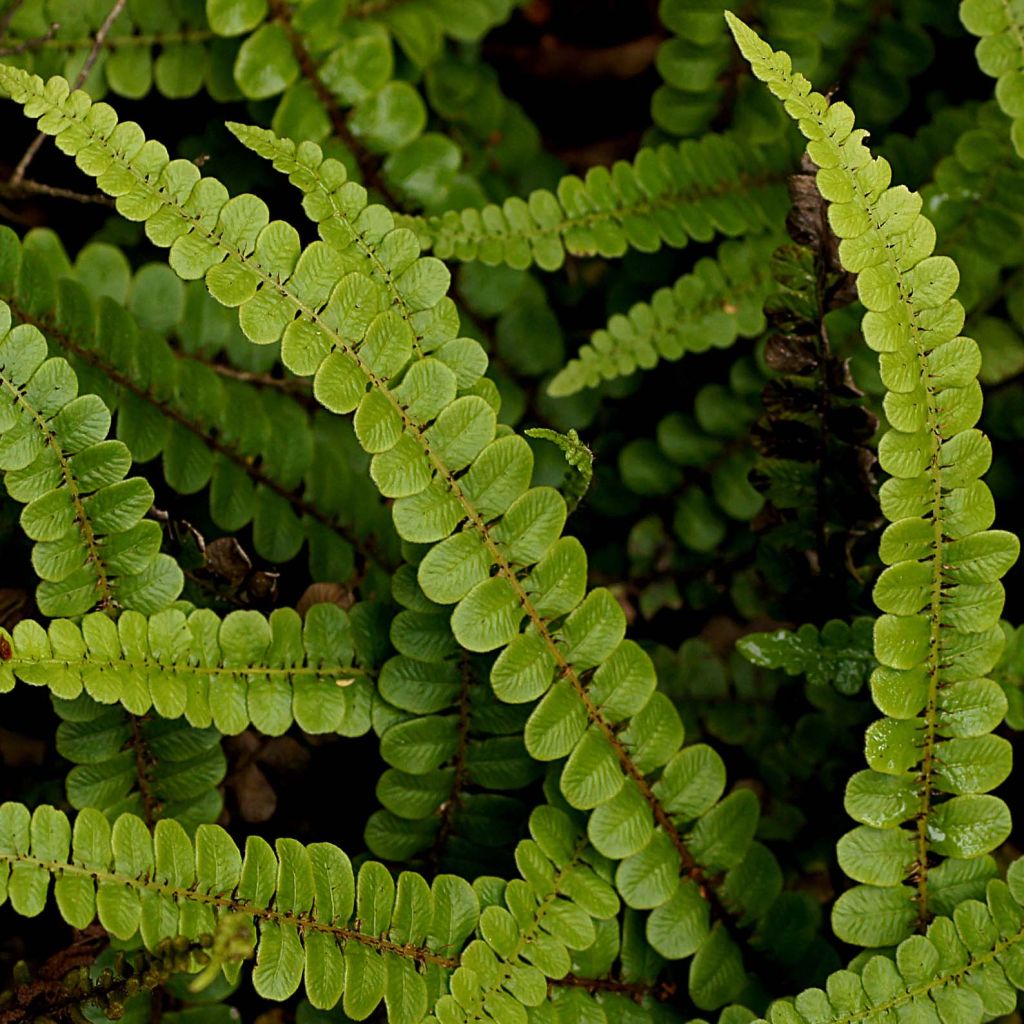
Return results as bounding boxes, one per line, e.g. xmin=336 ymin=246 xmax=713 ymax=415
xmin=1 ymin=6 xmax=1023 ymax=1021
xmin=0 ymin=603 xmax=374 ymax=736
xmin=0 ymin=298 xmax=183 ymax=617
xmin=751 ymin=864 xmax=1024 ymax=1023
xmin=960 ymin=0 xmax=1024 ymax=157
xmin=729 ymin=13 xmax=1020 ymax=948
xmin=401 ymin=131 xmax=796 ymax=271
xmin=0 ymin=0 xmax=222 ymax=101
xmin=0 ymin=799 xmax=625 ymax=1019
xmin=653 ymin=1 xmax=938 ymax=143
xmin=0 ymin=67 xmax=808 ymax=1010
xmin=738 ymin=619 xmax=875 ymax=695
xmin=924 ymin=104 xmax=1024 ymax=313
xmin=54 ymin=695 xmax=227 ymax=833
xmin=548 ymin=237 xmax=776 ymax=397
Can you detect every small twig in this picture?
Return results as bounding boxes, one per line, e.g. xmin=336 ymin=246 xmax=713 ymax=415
xmin=11 ymin=0 xmax=127 ymax=185
xmin=0 ymin=176 xmax=114 ymax=205
xmin=0 ymin=20 xmax=59 ymax=57
xmin=184 ymin=357 xmax=315 ymax=400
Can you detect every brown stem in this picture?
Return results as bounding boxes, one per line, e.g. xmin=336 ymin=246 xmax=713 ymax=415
xmin=0 ymin=20 xmax=59 ymax=58
xmin=551 ymin=973 xmax=677 ymax=1001
xmin=429 ymin=653 xmax=474 ymax=869
xmin=0 ymin=177 xmax=115 ymax=205
xmin=127 ymin=713 xmax=160 ymax=827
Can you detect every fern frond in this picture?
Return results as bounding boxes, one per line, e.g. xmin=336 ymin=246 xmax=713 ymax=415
xmin=0 ymin=800 xmax=620 ymax=1018
xmin=738 ymin=619 xmax=875 ymax=695
xmin=0 ymin=603 xmax=373 ymax=737
xmin=960 ymin=0 xmax=1024 ymax=157
xmin=0 ymin=921 xmax=250 ymax=1023
xmin=366 ymin=575 xmax=537 ymax=872
xmin=0 ymin=226 xmax=398 ymax=575
xmin=0 ymin=72 xmax=798 ymax=1009
xmin=753 ymin=861 xmax=1024 ymax=1024
xmin=729 ymin=13 xmax=1019 ymax=947
xmin=548 ymin=237 xmax=776 ymax=397
xmin=0 ymin=1 xmax=221 ymax=100
xmin=0 ymin=299 xmax=182 ymax=617
xmin=400 ymin=132 xmax=796 ymax=271
xmin=54 ymin=695 xmax=226 ymax=833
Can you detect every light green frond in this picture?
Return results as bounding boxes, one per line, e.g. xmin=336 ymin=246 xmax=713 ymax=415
xmin=548 ymin=237 xmax=776 ymax=397
xmin=399 ymin=132 xmax=796 ymax=271
xmin=728 ymin=12 xmax=1019 ymax=946
xmin=0 ymin=603 xmax=373 ymax=738
xmin=0 ymin=799 xmax=625 ymax=1019
xmin=0 ymin=67 xmax=783 ymax=1009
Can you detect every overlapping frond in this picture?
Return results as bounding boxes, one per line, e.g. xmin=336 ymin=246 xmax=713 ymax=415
xmin=752 ymin=865 xmax=1024 ymax=1024
xmin=0 ymin=226 xmax=396 ymax=575
xmin=0 ymin=799 xmax=637 ymax=1021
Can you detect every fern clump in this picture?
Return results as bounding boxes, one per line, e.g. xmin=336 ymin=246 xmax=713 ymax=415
xmin=0 ymin=3 xmax=1021 ymax=1022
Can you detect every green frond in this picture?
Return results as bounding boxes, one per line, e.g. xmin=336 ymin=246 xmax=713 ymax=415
xmin=366 ymin=580 xmax=538 ymax=871
xmin=54 ymin=695 xmax=226 ymax=832
xmin=523 ymin=428 xmax=593 ymax=512
xmin=0 ymin=0 xmax=224 ymax=101
xmin=0 ymin=225 xmax=397 ymax=576
xmin=959 ymin=0 xmax=1024 ymax=156
xmin=399 ymin=132 xmax=796 ymax=271
xmin=994 ymin=620 xmax=1024 ymax=729
xmin=738 ymin=619 xmax=875 ymax=695
xmin=0 ymin=603 xmax=374 ymax=737
xmin=0 ymin=799 xmax=627 ymax=1020
xmin=0 ymin=69 xmax=788 ymax=1009
xmin=728 ymin=12 xmax=1019 ymax=946
xmin=754 ymin=862 xmax=1024 ymax=1024
xmin=0 ymin=298 xmax=182 ymax=617
xmin=1 ymin=919 xmax=252 ymax=1022
xmin=548 ymin=237 xmax=776 ymax=397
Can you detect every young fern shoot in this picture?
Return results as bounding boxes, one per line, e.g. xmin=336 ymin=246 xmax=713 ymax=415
xmin=728 ymin=13 xmax=1019 ymax=949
